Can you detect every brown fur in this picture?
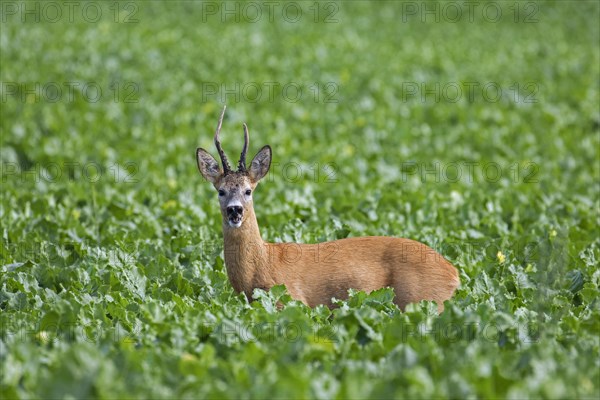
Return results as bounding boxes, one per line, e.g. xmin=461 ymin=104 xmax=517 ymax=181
xmin=220 ymin=202 xmax=459 ymax=312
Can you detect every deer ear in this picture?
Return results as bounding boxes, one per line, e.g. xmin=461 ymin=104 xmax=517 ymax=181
xmin=196 ymin=148 xmax=222 ymax=184
xmin=248 ymin=145 xmax=271 ymax=183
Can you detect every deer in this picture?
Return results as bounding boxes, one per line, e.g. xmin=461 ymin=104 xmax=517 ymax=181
xmin=196 ymin=106 xmax=459 ymax=312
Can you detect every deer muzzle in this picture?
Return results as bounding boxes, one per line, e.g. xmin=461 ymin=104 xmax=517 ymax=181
xmin=226 ymin=205 xmax=243 ymax=227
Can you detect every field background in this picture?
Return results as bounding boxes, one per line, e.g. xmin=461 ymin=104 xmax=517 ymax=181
xmin=1 ymin=1 xmax=599 ymax=398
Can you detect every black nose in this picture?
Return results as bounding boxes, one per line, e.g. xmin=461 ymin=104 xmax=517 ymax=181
xmin=227 ymin=206 xmax=243 ymax=216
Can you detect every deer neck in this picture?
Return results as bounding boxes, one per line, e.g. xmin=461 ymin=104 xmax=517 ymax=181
xmin=221 ymin=207 xmax=271 ymax=294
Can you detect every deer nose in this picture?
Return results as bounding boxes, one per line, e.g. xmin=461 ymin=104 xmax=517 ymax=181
xmin=227 ymin=205 xmax=243 ymax=216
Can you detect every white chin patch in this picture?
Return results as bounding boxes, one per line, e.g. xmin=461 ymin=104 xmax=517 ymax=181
xmin=228 ymin=220 xmax=242 ymax=228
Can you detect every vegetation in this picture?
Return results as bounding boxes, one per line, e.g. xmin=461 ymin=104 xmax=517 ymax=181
xmin=1 ymin=1 xmax=598 ymax=398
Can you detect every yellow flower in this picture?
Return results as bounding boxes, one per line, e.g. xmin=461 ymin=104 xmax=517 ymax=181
xmin=180 ymin=353 xmax=197 ymax=362
xmin=550 ymin=229 xmax=557 ymax=237
xmin=526 ymin=263 xmax=533 ymax=272
xmin=497 ymin=251 xmax=506 ymax=264
xmin=162 ymin=200 xmax=177 ymax=209
xmin=35 ymin=331 xmax=52 ymax=344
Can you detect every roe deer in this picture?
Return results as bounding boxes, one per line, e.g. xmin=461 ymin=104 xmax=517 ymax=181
xmin=196 ymin=106 xmax=459 ymax=312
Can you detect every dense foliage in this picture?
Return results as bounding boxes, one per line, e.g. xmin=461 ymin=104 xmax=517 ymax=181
xmin=1 ymin=1 xmax=599 ymax=398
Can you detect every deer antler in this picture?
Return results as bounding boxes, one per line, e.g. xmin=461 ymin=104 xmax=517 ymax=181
xmin=214 ymin=105 xmax=232 ymax=174
xmin=238 ymin=123 xmax=249 ymax=171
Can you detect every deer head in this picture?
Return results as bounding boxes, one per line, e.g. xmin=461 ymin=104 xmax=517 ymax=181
xmin=196 ymin=106 xmax=271 ymax=228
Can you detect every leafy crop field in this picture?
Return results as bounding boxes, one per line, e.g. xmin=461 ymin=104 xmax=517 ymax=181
xmin=1 ymin=1 xmax=599 ymax=398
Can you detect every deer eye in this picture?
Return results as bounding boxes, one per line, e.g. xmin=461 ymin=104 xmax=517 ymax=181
xmin=218 ymin=189 xmax=225 ymax=197
xmin=245 ymin=189 xmax=252 ymax=196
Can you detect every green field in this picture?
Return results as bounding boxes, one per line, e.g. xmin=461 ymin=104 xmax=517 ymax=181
xmin=1 ymin=1 xmax=599 ymax=398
